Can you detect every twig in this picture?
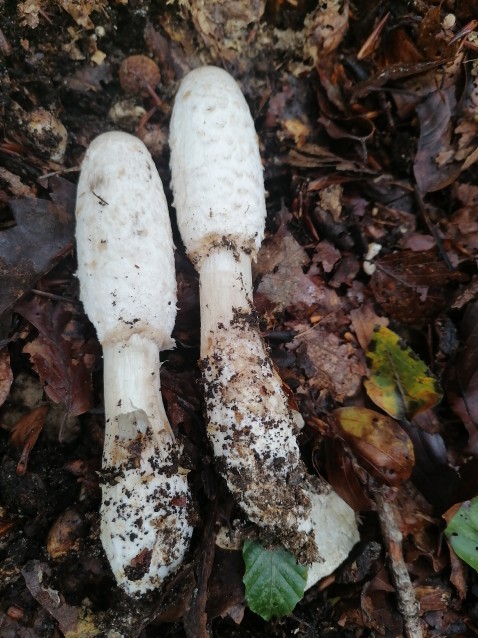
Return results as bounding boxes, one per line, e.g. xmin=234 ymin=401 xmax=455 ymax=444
xmin=374 ymin=490 xmax=423 ymax=638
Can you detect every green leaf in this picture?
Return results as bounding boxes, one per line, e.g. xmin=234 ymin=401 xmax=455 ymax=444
xmin=243 ymin=539 xmax=308 ymax=621
xmin=445 ymin=498 xmax=478 ymax=571
xmin=364 ymin=325 xmax=442 ymax=420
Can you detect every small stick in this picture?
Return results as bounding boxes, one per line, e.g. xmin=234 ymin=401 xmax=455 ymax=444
xmin=375 ymin=490 xmax=423 ymax=638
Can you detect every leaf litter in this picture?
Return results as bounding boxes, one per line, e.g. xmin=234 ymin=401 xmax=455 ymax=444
xmin=1 ymin=1 xmax=478 ymax=637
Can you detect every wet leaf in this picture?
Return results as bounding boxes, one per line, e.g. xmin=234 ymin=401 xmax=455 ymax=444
xmin=364 ymin=326 xmax=443 ymax=420
xmin=333 ymin=407 xmax=415 ymax=486
xmin=444 ymin=498 xmax=478 ymax=572
xmin=243 ymin=539 xmax=307 ymax=621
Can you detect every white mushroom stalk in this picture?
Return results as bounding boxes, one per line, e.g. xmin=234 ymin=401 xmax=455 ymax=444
xmin=170 ymin=67 xmax=359 ymax=587
xmin=75 ymin=131 xmax=192 ymax=596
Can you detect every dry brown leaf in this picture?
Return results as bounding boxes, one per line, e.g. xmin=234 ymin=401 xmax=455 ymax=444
xmin=371 ymin=249 xmax=466 ymax=326
xmin=293 ymin=326 xmax=366 ymax=401
xmin=255 ymin=227 xmax=340 ymax=315
xmin=10 ymin=405 xmax=49 ymax=476
xmin=349 ymin=303 xmax=388 ymax=351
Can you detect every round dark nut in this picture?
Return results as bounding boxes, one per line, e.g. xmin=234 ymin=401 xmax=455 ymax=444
xmin=119 ymin=55 xmax=161 ymax=97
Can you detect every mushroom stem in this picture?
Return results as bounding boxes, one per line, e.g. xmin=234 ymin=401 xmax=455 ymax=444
xmin=199 ymin=250 xmax=251 ymax=350
xmin=102 ymin=336 xmax=172 ymax=455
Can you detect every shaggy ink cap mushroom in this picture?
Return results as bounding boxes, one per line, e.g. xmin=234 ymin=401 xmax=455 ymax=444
xmin=76 ymin=131 xmax=192 ymax=596
xmin=170 ymin=65 xmax=266 ymax=265
xmin=170 ymin=67 xmax=359 ymax=588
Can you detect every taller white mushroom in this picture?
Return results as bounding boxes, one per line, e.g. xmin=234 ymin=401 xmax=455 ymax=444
xmin=75 ymin=131 xmax=192 ymax=596
xmin=170 ymin=66 xmax=359 ymax=586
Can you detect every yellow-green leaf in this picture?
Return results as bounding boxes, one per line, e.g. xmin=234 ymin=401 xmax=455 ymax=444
xmin=364 ymin=325 xmax=442 ymax=420
xmin=333 ymin=407 xmax=414 ymax=486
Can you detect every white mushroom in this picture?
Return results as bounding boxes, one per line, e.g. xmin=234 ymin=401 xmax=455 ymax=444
xmin=170 ymin=66 xmax=359 ymax=587
xmin=75 ymin=131 xmax=192 ymax=596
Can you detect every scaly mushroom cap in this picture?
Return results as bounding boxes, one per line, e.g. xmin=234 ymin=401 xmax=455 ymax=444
xmin=169 ymin=66 xmax=266 ymax=264
xmin=76 ymin=131 xmax=176 ymax=348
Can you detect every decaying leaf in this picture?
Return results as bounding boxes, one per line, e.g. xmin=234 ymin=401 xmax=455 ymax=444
xmin=364 ymin=325 xmax=442 ymax=420
xmin=293 ymin=326 xmax=366 ymax=401
xmin=15 ymin=296 xmax=95 ymax=425
xmin=333 ymin=406 xmax=414 ymax=486
xmin=22 ymin=560 xmax=101 ymax=636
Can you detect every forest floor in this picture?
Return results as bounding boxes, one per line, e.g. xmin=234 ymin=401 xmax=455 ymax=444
xmin=1 ymin=1 xmax=478 ymax=636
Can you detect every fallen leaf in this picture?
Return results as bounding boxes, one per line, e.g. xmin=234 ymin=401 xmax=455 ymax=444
xmin=22 ymin=560 xmax=101 ymax=636
xmin=364 ymin=325 xmax=442 ymax=420
xmin=333 ymin=406 xmax=415 ymax=486
xmin=415 ymin=584 xmax=451 ymax=613
xmin=444 ymin=497 xmax=478 ymax=572
xmin=64 ymin=63 xmax=113 ymax=93
xmin=370 ymin=249 xmax=465 ymax=326
xmin=243 ymin=539 xmax=307 ymax=622
xmin=349 ymin=303 xmax=388 ymax=351
xmin=15 ymin=296 xmax=95 ymax=427
xmin=293 ymin=326 xmax=366 ymax=401
xmin=448 ymin=544 xmax=468 ymax=600
xmin=206 ymin=547 xmax=246 ymax=622
xmin=320 ymin=438 xmax=373 ymax=511
xmin=313 ymin=240 xmax=341 ymax=274
xmin=304 ymin=0 xmax=349 ymax=59
xmin=0 ymin=177 xmax=76 ymax=315
xmin=255 ymin=224 xmax=340 ymax=315
xmin=10 ymin=405 xmax=49 ymax=476
xmin=414 ymin=88 xmax=462 ymax=195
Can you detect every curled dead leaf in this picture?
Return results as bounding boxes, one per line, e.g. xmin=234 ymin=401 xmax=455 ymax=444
xmin=10 ymin=405 xmax=49 ymax=476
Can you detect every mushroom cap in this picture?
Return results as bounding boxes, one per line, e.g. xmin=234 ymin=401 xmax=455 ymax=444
xmin=76 ymin=131 xmax=176 ymax=348
xmin=169 ymin=66 xmax=266 ymax=264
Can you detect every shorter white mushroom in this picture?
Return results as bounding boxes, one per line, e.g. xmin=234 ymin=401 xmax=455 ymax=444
xmin=170 ymin=66 xmax=359 ymax=587
xmin=75 ymin=131 xmax=192 ymax=596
